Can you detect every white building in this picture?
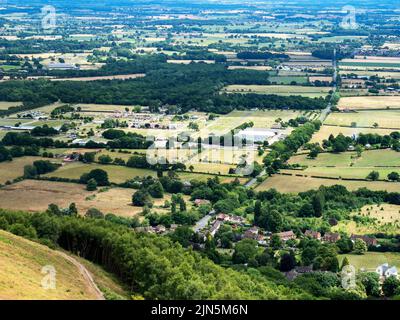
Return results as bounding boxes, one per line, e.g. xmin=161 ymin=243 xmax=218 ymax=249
xmin=235 ymin=128 xmax=277 ymax=143
xmin=376 ymin=263 xmax=398 ymax=279
xmin=47 ymin=63 xmax=79 ymax=70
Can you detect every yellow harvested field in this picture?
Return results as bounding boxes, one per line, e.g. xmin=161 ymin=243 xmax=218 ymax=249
xmin=0 ymin=230 xmax=100 ymax=300
xmin=0 ymin=180 xmax=163 ymax=217
xmin=0 ymin=156 xmax=63 ymax=184
xmin=338 ymin=96 xmax=400 ymax=110
xmin=333 ymin=204 xmax=400 ymax=235
xmin=0 ymin=101 xmax=22 ymax=110
xmin=352 ymin=56 xmax=400 ymax=63
xmin=187 ymin=162 xmax=235 ymax=175
xmin=255 ymin=175 xmax=400 ymax=193
xmin=357 ymin=204 xmax=400 ymax=224
xmin=74 ymin=103 xmax=141 ymax=112
xmin=309 ymin=76 xmax=332 ymax=82
xmin=340 ymin=65 xmax=400 ymax=71
xmin=344 ymin=71 xmax=400 ymax=79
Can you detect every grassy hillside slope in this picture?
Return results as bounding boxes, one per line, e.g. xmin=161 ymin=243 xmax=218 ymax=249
xmin=0 ymin=230 xmax=103 ymax=300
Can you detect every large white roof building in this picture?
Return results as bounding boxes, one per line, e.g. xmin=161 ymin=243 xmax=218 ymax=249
xmin=235 ymin=128 xmax=277 ymax=143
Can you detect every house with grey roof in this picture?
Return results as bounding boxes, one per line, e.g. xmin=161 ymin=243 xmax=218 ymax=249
xmin=376 ymin=263 xmax=398 ymax=280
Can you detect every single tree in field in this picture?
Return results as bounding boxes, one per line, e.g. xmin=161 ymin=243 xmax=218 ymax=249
xmin=98 ymin=154 xmax=112 ymax=164
xmin=68 ymin=203 xmax=78 ymax=216
xmin=132 ymin=189 xmax=152 ymax=207
xmin=85 ymin=208 xmax=104 ymax=219
xmin=355 ymin=145 xmax=363 ymax=158
xmin=388 ymin=172 xmax=400 ymax=182
xmin=373 ymin=122 xmax=379 ymax=128
xmin=308 ymin=148 xmax=319 ymax=159
xmin=147 ymin=181 xmax=164 ymax=198
xmin=367 ymin=171 xmax=379 ymax=181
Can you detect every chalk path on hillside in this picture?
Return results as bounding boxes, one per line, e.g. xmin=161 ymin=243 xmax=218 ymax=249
xmin=56 ymin=251 xmax=105 ymax=300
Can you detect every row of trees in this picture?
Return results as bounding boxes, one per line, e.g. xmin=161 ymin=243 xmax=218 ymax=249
xmin=263 ymin=120 xmax=322 ymax=175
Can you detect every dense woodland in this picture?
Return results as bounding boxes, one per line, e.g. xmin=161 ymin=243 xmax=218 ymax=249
xmin=0 ymin=57 xmax=327 ymax=115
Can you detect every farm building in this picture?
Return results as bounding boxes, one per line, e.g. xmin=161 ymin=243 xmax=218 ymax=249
xmin=235 ymin=128 xmax=277 ymax=143
xmin=46 ymin=63 xmax=79 ymax=70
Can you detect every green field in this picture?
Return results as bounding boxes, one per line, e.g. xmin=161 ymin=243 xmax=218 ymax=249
xmin=269 ymin=76 xmax=308 ymax=85
xmin=0 ymin=119 xmax=34 ymax=126
xmin=340 ymin=62 xmax=400 ymax=68
xmin=289 ymin=149 xmax=400 ymax=168
xmin=0 ymin=101 xmax=22 ymax=110
xmin=196 ymin=109 xmax=304 ymax=137
xmin=44 ymin=162 xmax=245 ymax=184
xmin=255 ymin=174 xmax=400 ymax=193
xmin=338 ymin=252 xmax=400 ymax=271
xmin=177 ymin=172 xmax=248 ymax=184
xmin=45 ymin=162 xmax=156 ymax=183
xmin=289 ymin=152 xmax=355 ymax=167
xmin=285 ymin=167 xmax=400 ymax=180
xmin=286 ymin=149 xmax=400 ymax=180
xmin=325 ymin=110 xmax=400 ymax=129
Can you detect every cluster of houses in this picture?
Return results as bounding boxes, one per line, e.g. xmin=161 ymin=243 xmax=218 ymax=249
xmin=105 ymin=112 xmax=185 ymax=131
xmin=301 ymin=230 xmax=378 ymax=246
xmin=197 ymin=214 xmax=381 ymax=251
xmin=18 ymin=110 xmax=48 ymax=120
xmin=131 ymin=121 xmax=181 ymax=130
xmin=131 ymin=201 xmax=400 ymax=284
xmin=285 ymin=261 xmax=398 ymax=282
xmin=135 ymin=224 xmax=179 ymax=235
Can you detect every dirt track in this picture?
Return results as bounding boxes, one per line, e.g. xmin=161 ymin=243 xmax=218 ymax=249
xmin=57 ymin=251 xmax=105 ymax=300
